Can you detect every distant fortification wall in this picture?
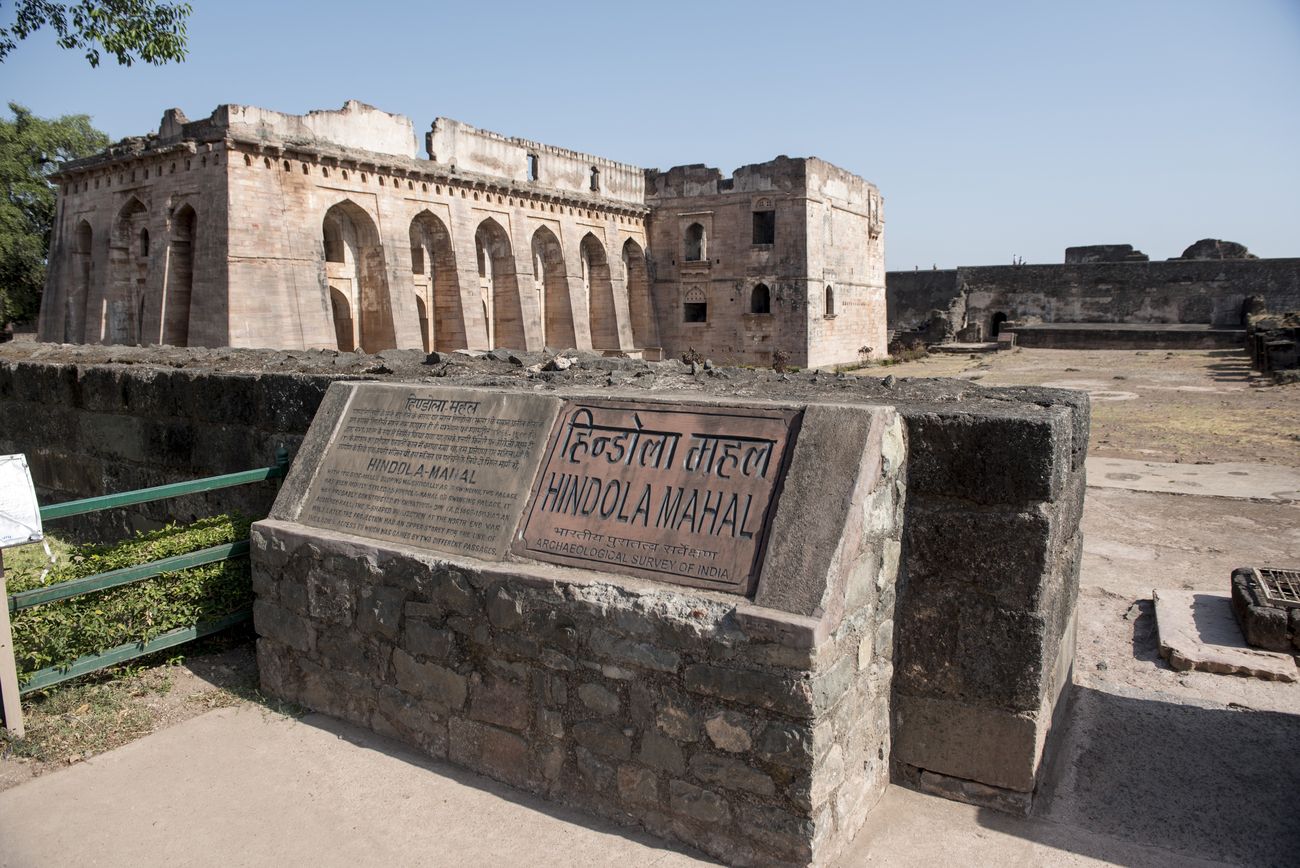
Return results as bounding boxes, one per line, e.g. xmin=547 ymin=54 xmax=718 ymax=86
xmin=887 ymin=257 xmax=1300 ymax=336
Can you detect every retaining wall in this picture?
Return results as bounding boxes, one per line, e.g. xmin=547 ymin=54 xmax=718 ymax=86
xmin=0 ymin=344 xmax=1088 ymax=859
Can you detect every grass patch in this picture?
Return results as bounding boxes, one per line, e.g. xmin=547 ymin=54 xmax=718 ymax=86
xmin=4 ymin=667 xmax=172 ymax=762
xmin=5 ymin=514 xmax=253 ymax=683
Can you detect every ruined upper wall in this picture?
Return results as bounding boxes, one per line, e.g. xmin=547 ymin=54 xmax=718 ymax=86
xmin=646 ymin=157 xmax=879 ymax=208
xmin=209 ymin=101 xmax=418 ymax=159
xmin=425 ymin=118 xmax=644 ymax=207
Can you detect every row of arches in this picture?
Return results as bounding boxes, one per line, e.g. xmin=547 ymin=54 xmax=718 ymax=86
xmin=66 ymin=196 xmax=198 ymax=346
xmin=321 ymin=200 xmax=655 ymax=355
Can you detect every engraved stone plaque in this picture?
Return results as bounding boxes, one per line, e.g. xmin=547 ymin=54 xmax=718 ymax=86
xmin=515 ymin=400 xmax=799 ymax=594
xmin=298 ymin=385 xmax=559 ymax=560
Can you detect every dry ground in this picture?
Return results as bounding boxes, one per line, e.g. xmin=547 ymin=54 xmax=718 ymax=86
xmin=855 ymin=347 xmax=1298 ymax=465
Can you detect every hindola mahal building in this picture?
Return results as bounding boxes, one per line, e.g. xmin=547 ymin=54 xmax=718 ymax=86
xmin=38 ymin=100 xmax=886 ymax=368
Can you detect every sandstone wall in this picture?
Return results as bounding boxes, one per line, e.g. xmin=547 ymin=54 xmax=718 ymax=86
xmin=887 ymin=259 xmax=1300 ymax=335
xmin=645 ymin=158 xmax=885 ymax=368
xmin=426 ymin=118 xmax=644 ymax=206
xmin=38 ymin=143 xmax=231 ymax=347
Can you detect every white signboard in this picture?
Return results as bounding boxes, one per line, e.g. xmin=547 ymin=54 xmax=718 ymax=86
xmin=0 ymin=454 xmax=43 ymax=548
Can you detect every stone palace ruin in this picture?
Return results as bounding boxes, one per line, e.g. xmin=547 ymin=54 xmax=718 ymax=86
xmin=36 ymin=100 xmax=886 ymax=369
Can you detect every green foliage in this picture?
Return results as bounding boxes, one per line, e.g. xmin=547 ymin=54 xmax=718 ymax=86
xmin=0 ymin=1 xmax=191 ymax=67
xmin=0 ymin=102 xmax=109 ymax=327
xmin=6 ymin=514 xmax=253 ymax=681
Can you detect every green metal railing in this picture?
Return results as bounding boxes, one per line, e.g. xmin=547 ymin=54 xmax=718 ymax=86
xmin=7 ymin=447 xmax=289 ymax=698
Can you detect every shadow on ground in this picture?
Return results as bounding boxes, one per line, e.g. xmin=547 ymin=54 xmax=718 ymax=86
xmin=298 ymin=712 xmax=718 ymax=865
xmin=982 ymin=683 xmax=1300 ymax=867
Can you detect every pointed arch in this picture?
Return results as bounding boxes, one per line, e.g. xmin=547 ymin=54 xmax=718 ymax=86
xmin=621 ymin=238 xmax=656 ymax=350
xmin=475 ymin=218 xmax=524 ymax=350
xmin=409 ymin=210 xmax=465 ymax=351
xmin=684 ymin=222 xmax=706 ymax=262
xmin=70 ymin=219 xmax=93 ymax=341
xmin=330 ymin=287 xmax=354 ymax=351
xmin=750 ymin=283 xmax=771 ymax=314
xmin=162 ymin=204 xmax=196 ymax=346
xmin=107 ymin=197 xmax=150 ymax=344
xmin=322 ymin=200 xmax=394 ymax=353
xmin=581 ymin=233 xmax=617 ymax=350
xmin=532 ymin=226 xmax=575 ymax=348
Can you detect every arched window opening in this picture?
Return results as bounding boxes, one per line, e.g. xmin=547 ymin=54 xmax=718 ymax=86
xmin=622 ymin=238 xmax=656 ymax=349
xmin=532 ymin=227 xmax=575 ymax=349
xmin=991 ymin=311 xmax=1009 ymax=337
xmin=751 ymin=283 xmax=771 ymax=314
xmin=70 ymin=221 xmax=93 ymax=341
xmin=475 ymin=218 xmax=524 ymax=350
xmin=162 ymin=205 xmax=196 ymax=346
xmin=330 ymin=287 xmax=354 ymax=352
xmin=415 ymin=296 xmax=430 ymax=352
xmin=684 ymin=223 xmax=705 ymax=262
xmin=589 ymin=166 xmax=600 ymax=192
xmin=323 ymin=220 xmax=345 ymax=263
xmin=582 ymin=233 xmax=617 ymax=350
xmin=683 ymin=288 xmax=708 ymax=323
xmin=409 ymin=210 xmax=464 ymax=351
xmin=824 ymin=285 xmax=835 ymax=317
xmin=322 ymin=201 xmax=395 ymax=353
xmin=105 ymin=197 xmax=150 ymax=344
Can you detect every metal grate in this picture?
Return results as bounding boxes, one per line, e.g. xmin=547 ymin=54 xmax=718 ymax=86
xmin=1254 ymin=567 xmax=1300 ymax=610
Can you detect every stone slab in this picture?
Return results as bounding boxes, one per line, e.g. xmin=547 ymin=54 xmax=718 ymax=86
xmin=1088 ymin=458 xmax=1300 ymax=503
xmin=1153 ymin=589 xmax=1297 ymax=681
xmin=294 ymin=384 xmax=560 ymax=561
xmin=515 ymin=399 xmax=796 ymax=594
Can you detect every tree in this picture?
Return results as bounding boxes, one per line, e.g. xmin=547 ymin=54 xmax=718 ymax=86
xmin=0 ymin=0 xmax=191 ymax=67
xmin=0 ymin=103 xmax=109 ymax=328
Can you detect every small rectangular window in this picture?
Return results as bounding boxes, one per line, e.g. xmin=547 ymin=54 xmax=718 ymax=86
xmin=527 ymin=154 xmax=539 ymax=181
xmin=683 ymin=302 xmax=708 ymax=323
xmin=752 ymin=210 xmax=775 ymax=245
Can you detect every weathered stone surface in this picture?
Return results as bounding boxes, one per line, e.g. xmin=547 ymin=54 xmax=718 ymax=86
xmin=449 ymin=718 xmax=532 ymax=790
xmin=577 ymin=683 xmax=620 ymax=717
xmin=704 ymin=711 xmax=753 ymax=753
xmin=588 ymin=629 xmax=680 ymax=673
xmin=572 ymin=720 xmax=632 ymax=760
xmin=617 ymin=765 xmax=660 ymax=807
xmin=683 ymin=664 xmax=812 ymax=717
xmin=669 ymin=779 xmax=730 ymax=826
xmin=638 ymin=731 xmax=686 ymax=776
xmin=688 ymin=752 xmax=776 ymax=796
xmin=486 ymin=588 xmax=524 ymax=630
xmin=392 ymin=649 xmax=466 ymax=709
xmin=402 ymin=621 xmax=453 ymax=661
xmin=1157 ymin=588 xmax=1296 ymax=681
xmin=755 ymin=722 xmax=814 ymax=769
xmin=356 ymin=585 xmax=404 ymax=641
xmin=893 ymin=692 xmax=1041 ymax=792
xmin=468 ymin=677 xmax=531 ymax=731
xmin=252 ymin=600 xmax=313 ymax=653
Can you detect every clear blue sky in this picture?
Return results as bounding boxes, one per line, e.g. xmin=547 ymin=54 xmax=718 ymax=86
xmin=6 ymin=0 xmax=1299 ymax=269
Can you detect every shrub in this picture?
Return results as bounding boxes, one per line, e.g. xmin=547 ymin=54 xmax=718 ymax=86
xmin=6 ymin=514 xmax=252 ymax=681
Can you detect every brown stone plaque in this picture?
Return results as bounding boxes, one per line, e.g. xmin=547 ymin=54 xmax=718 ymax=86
xmin=298 ymin=385 xmax=559 ymax=559
xmin=514 ymin=400 xmax=799 ymax=594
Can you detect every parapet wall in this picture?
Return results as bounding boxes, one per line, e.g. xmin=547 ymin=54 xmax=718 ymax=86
xmin=887 ymin=258 xmax=1300 ymax=335
xmin=427 ymin=117 xmax=645 ymax=206
xmin=0 ymin=343 xmax=1087 ymax=858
